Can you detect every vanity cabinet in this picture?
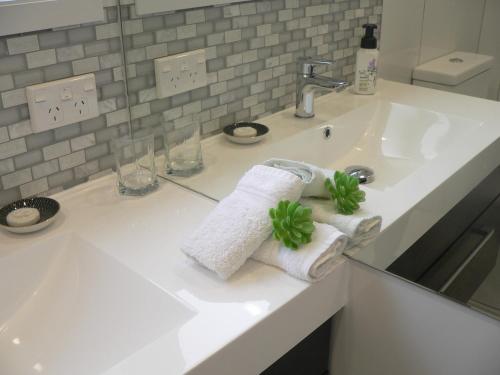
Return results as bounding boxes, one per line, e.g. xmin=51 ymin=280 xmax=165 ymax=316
xmin=260 ymin=318 xmax=332 ymax=375
xmin=388 ymin=166 xmax=500 ymax=304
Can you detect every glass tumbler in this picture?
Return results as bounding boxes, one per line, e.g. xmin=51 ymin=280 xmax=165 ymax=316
xmin=163 ymin=121 xmax=203 ymax=177
xmin=112 ymin=133 xmax=158 ymax=196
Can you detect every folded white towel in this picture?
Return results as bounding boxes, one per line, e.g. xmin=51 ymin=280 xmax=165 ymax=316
xmin=252 ymin=222 xmax=348 ymax=282
xmin=181 ymin=165 xmax=305 ymax=279
xmin=263 ymin=158 xmax=333 ymax=198
xmin=301 ymin=198 xmax=382 ymax=248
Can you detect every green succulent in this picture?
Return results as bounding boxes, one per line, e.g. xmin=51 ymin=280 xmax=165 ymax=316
xmin=269 ymin=200 xmax=315 ymax=250
xmin=325 ymin=171 xmax=366 ymax=215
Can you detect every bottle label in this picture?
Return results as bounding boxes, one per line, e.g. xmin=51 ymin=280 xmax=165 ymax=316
xmin=357 ymin=58 xmax=377 ymax=92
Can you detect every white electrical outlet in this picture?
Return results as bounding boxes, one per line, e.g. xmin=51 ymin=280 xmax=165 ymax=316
xmin=27 ymin=74 xmax=99 ymax=133
xmin=155 ymin=49 xmax=207 ymax=99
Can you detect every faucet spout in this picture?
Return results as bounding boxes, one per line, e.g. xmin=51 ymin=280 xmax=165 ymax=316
xmin=295 ymin=58 xmax=349 ymax=118
xmin=305 ymin=75 xmax=350 ymax=91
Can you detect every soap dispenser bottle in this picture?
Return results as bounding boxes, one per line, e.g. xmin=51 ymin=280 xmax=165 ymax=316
xmin=354 ymin=24 xmax=378 ymax=95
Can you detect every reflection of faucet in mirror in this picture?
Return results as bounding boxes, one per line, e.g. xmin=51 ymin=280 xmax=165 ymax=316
xmin=295 ymin=57 xmax=349 ymax=119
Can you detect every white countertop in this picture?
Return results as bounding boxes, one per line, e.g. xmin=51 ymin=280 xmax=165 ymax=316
xmin=0 ymin=175 xmax=348 ymax=375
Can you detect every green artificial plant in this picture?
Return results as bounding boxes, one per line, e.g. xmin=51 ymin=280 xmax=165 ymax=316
xmin=269 ymin=200 xmax=315 ymax=250
xmin=325 ymin=171 xmax=366 ymax=215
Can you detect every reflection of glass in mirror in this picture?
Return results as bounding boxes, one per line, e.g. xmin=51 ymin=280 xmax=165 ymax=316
xmin=163 ymin=121 xmax=203 ymax=177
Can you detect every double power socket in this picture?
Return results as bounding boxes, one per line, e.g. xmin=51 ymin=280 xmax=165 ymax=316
xmin=27 ymin=73 xmax=99 ymax=133
xmin=154 ymin=49 xmax=207 ymax=99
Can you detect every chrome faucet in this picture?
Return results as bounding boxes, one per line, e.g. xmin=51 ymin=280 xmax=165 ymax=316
xmin=295 ymin=57 xmax=349 ymax=118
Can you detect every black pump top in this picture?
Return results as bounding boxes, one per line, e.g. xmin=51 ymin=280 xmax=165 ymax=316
xmin=361 ymin=24 xmax=378 ymax=49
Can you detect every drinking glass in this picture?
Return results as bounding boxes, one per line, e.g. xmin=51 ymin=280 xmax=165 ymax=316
xmin=163 ymin=121 xmax=203 ymax=176
xmin=112 ymin=133 xmax=158 ymax=196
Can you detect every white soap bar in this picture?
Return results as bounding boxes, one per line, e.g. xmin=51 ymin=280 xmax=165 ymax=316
xmin=7 ymin=207 xmax=40 ymax=227
xmin=234 ymin=127 xmax=257 ymax=137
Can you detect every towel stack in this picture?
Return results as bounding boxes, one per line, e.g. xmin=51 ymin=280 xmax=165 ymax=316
xmin=252 ymin=223 xmax=348 ymax=282
xmin=181 ymin=165 xmax=304 ymax=279
xmin=263 ymin=159 xmax=382 ymax=250
xmin=301 ymin=198 xmax=382 ymax=250
xmin=263 ymin=158 xmax=331 ymax=199
xmin=181 ymin=160 xmax=382 ymax=282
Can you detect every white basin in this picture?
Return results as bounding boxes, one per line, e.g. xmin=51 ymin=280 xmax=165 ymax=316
xmin=270 ymin=101 xmax=481 ymax=190
xmin=0 ymin=234 xmax=194 ymax=375
xmin=165 ymin=100 xmax=481 ymax=199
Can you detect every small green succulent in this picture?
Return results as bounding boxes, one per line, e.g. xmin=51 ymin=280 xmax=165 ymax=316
xmin=269 ymin=200 xmax=315 ymax=250
xmin=325 ymin=171 xmax=366 ymax=215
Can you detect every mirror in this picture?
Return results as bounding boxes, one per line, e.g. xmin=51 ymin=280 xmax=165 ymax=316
xmin=118 ymin=0 xmax=381 ymax=153
xmin=0 ymin=0 xmax=105 ymax=37
xmin=117 ymin=0 xmax=500 ymax=323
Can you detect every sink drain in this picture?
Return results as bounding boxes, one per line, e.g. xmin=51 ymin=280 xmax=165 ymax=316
xmin=345 ymin=165 xmax=375 ymax=184
xmin=322 ymin=125 xmax=333 ymax=139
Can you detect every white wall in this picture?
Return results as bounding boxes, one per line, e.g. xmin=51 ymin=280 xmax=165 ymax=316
xmin=419 ymin=0 xmax=485 ymax=64
xmin=330 ymin=260 xmax=500 ymax=375
xmin=378 ymin=0 xmax=425 ymax=83
xmin=379 ymin=0 xmax=490 ymax=91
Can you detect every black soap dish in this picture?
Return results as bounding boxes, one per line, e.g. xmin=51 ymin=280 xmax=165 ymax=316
xmin=223 ymin=122 xmax=269 ymax=144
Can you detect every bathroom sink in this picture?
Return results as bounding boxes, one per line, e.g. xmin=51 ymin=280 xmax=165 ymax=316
xmin=0 ymin=234 xmax=194 ymax=375
xmin=165 ymin=99 xmax=482 ymax=200
xmin=271 ymin=100 xmax=482 ymax=190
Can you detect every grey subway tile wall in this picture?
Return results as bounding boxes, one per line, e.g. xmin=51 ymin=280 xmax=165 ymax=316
xmin=0 ymin=2 xmax=128 ymax=206
xmin=121 ymin=0 xmax=382 ymax=141
xmin=0 ymin=0 xmax=382 ymax=206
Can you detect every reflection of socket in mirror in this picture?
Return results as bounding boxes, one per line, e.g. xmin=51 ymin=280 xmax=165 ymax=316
xmin=154 ymin=49 xmax=207 ymax=99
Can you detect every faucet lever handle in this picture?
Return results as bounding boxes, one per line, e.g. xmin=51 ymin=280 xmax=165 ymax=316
xmin=298 ymin=57 xmax=334 ymax=75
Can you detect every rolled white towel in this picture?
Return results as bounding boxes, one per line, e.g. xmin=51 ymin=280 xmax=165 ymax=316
xmin=252 ymin=222 xmax=348 ymax=282
xmin=262 ymin=158 xmax=332 ymax=198
xmin=181 ymin=165 xmax=305 ymax=279
xmin=301 ymin=198 xmax=382 ymax=248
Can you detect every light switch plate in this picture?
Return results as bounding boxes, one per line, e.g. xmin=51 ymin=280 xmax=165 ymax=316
xmin=27 ymin=74 xmax=99 ymax=133
xmin=155 ymin=49 xmax=207 ymax=99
